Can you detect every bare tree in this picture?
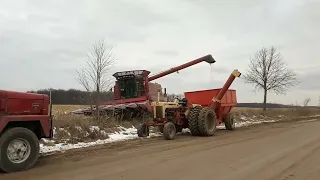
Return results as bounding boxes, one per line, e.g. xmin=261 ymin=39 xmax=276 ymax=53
xmin=76 ymin=39 xmax=116 ymax=120
xmin=243 ymin=46 xmax=300 ymax=111
xmin=303 ymin=97 xmax=311 ymax=107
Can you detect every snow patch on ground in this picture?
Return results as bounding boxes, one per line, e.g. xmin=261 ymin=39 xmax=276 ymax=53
xmin=217 ymin=119 xmax=276 ymax=129
xmin=41 ymin=114 xmax=319 ymax=155
xmin=40 ymin=126 xmax=162 ymax=154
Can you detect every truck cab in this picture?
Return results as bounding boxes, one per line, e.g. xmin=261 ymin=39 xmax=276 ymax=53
xmin=0 ymin=89 xmax=53 ymax=173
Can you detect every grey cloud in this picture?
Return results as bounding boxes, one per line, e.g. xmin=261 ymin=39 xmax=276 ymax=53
xmin=298 ymin=71 xmax=320 ymax=90
xmin=0 ymin=0 xmax=319 ymax=105
xmin=154 ymin=50 xmax=179 ymax=57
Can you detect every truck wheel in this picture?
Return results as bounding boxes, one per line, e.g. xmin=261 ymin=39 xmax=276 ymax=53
xmin=137 ymin=124 xmax=149 ymax=137
xmin=0 ymin=127 xmax=39 ymax=173
xmin=163 ymin=122 xmax=176 ymax=140
xmin=224 ymin=113 xmax=235 ymax=130
xmin=198 ymin=107 xmax=217 ymax=136
xmin=188 ymin=105 xmax=201 ymax=136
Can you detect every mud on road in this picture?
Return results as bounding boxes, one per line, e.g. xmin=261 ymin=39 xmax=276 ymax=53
xmin=2 ymin=117 xmax=320 ymax=180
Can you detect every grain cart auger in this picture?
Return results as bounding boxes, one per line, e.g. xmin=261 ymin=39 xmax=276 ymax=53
xmin=137 ymin=69 xmax=241 ymax=140
xmin=72 ymin=54 xmax=216 ymax=119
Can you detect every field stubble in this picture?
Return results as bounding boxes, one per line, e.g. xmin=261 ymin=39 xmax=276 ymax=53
xmin=48 ymin=104 xmax=320 ymax=145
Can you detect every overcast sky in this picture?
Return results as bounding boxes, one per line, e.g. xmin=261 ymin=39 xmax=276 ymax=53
xmin=0 ymin=0 xmax=319 ymax=105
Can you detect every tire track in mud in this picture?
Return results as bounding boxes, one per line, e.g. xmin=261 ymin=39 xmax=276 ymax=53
xmin=93 ymin=119 xmax=320 ymax=180
xmin=240 ymin=136 xmax=320 ymax=180
xmin=32 ymin=120 xmax=302 ymax=178
xmin=2 ymin=117 xmax=320 ymax=180
xmin=268 ymin=140 xmax=320 ymax=180
xmin=39 ymin=116 xmax=319 ymax=162
xmin=1 ymin=119 xmax=292 ymax=179
xmin=38 ymin=120 xmax=291 ymax=167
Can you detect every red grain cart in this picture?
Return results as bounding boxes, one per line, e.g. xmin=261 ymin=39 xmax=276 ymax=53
xmin=184 ymin=88 xmax=237 ymax=127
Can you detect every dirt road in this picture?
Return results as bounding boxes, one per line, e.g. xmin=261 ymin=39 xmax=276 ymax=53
xmin=2 ymin=118 xmax=320 ymax=180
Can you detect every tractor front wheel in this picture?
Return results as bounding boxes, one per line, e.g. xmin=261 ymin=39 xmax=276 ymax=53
xmin=163 ymin=122 xmax=176 ymax=140
xmin=137 ymin=124 xmax=149 ymax=137
xmin=198 ymin=107 xmax=217 ymax=136
xmin=224 ymin=113 xmax=235 ymax=130
xmin=0 ymin=127 xmax=40 ymax=173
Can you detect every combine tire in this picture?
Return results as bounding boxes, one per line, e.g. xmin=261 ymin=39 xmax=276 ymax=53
xmin=224 ymin=113 xmax=235 ymax=130
xmin=163 ymin=122 xmax=176 ymax=140
xmin=0 ymin=127 xmax=40 ymax=173
xmin=198 ymin=107 xmax=217 ymax=136
xmin=137 ymin=124 xmax=149 ymax=137
xmin=188 ymin=105 xmax=202 ymax=136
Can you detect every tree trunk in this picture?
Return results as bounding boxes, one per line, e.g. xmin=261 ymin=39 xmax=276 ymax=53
xmin=263 ymin=89 xmax=267 ymax=111
xmin=95 ymin=91 xmax=100 ymax=121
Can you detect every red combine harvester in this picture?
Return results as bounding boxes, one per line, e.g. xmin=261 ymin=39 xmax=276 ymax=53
xmin=0 ymin=90 xmax=53 ymax=173
xmin=72 ymin=54 xmax=216 ymax=118
xmin=138 ymin=69 xmax=241 ymax=140
xmin=71 ymin=54 xmax=241 ymax=140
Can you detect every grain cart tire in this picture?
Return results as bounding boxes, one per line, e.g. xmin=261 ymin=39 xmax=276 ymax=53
xmin=163 ymin=122 xmax=176 ymax=140
xmin=0 ymin=127 xmax=40 ymax=173
xmin=198 ymin=107 xmax=217 ymax=136
xmin=137 ymin=124 xmax=149 ymax=137
xmin=188 ymin=105 xmax=202 ymax=136
xmin=224 ymin=113 xmax=235 ymax=130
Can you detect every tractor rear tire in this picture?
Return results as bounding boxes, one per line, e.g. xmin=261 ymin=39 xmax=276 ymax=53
xmin=198 ymin=107 xmax=217 ymax=136
xmin=163 ymin=122 xmax=176 ymax=140
xmin=137 ymin=124 xmax=149 ymax=137
xmin=224 ymin=113 xmax=235 ymax=130
xmin=0 ymin=127 xmax=40 ymax=173
xmin=188 ymin=105 xmax=202 ymax=136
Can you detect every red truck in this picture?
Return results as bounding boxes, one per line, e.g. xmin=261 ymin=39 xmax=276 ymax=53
xmin=0 ymin=90 xmax=53 ymax=173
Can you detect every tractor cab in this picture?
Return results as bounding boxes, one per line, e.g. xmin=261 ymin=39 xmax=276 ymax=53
xmin=178 ymin=98 xmax=188 ymax=107
xmin=113 ymin=70 xmax=151 ymax=100
xmin=173 ymin=96 xmax=188 ymax=107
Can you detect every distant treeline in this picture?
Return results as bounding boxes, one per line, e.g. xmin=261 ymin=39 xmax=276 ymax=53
xmin=237 ymin=103 xmax=292 ymax=108
xmin=27 ymin=89 xmax=114 ymax=105
xmin=27 ymin=89 xmax=312 ymax=108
